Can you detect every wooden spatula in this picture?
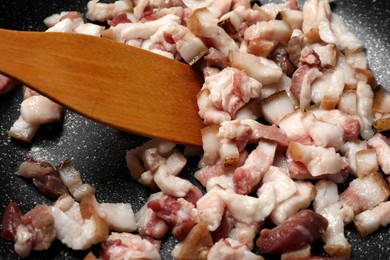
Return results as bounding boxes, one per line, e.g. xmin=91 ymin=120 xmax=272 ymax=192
xmin=0 ymin=28 xmax=204 ymax=146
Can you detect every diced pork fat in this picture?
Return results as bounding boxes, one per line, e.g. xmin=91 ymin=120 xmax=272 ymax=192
xmin=147 ymin=195 xmax=199 ymax=240
xmin=280 ymin=245 xmax=311 ymax=260
xmin=208 ymin=238 xmax=263 ymax=260
xmin=233 ymin=140 xmax=276 ymax=195
xmin=16 ymin=157 xmax=55 ymax=178
xmin=268 ymin=181 xmax=315 ymax=225
xmin=357 ymin=81 xmax=374 ymax=139
xmin=252 ymin=1 xmax=289 ymax=20
xmin=169 ymin=23 xmax=209 ymax=65
xmin=8 ymin=116 xmax=40 ymax=142
xmin=51 ymin=194 xmax=109 ymax=250
xmin=229 ymin=51 xmax=283 ymax=85
xmin=101 ymin=232 xmax=161 ymax=260
xmin=182 ymin=0 xmax=214 ymax=11
xmin=330 ymin=13 xmax=364 ymax=53
xmin=290 ymin=65 xmax=323 ymax=109
xmin=197 ymin=67 xmax=262 ymax=125
xmin=313 ymin=181 xmax=351 ymax=257
xmin=355 ymin=149 xmax=378 ymax=178
xmin=74 ymin=23 xmax=105 ymax=36
xmin=103 ymin=14 xmax=181 ymax=42
xmin=256 ymin=210 xmax=328 ymax=254
xmin=339 ymin=140 xmax=368 ymax=176
xmin=194 ymin=161 xmax=232 ymax=188
xmin=220 ymin=183 xmax=276 ymax=224
xmin=229 ymin=221 xmax=262 ymax=250
xmin=367 ymin=133 xmax=390 ymax=174
xmin=58 ymin=160 xmax=95 ymax=201
xmin=9 ymin=92 xmax=63 ymax=143
xmin=196 ymin=187 xmax=226 ymax=232
xmin=86 ymin=0 xmax=133 ymax=22
xmin=311 ymin=69 xmax=344 ymax=110
xmin=261 ymin=91 xmax=295 ymax=125
xmin=263 ymin=166 xmax=297 ymax=204
xmin=99 ymin=203 xmax=137 ymax=232
xmin=302 ymin=0 xmax=336 ymax=44
xmin=287 ymin=141 xmax=348 ymax=177
xmin=135 ymin=192 xmax=170 ymax=240
xmin=46 ymin=16 xmax=84 ymax=33
xmin=340 ymin=172 xmax=390 ymax=218
xmin=187 ymin=7 xmax=239 ymax=56
xmin=244 ymin=20 xmax=293 ymax=45
xmin=338 ymin=90 xmax=357 ymax=115
xmin=239 ymin=119 xmax=290 ymax=146
xmin=44 ymin=11 xmax=82 ymax=28
xmin=126 ymin=140 xmax=193 ymax=197
xmin=20 ymin=95 xmax=62 ymax=126
xmin=217 ymin=120 xmax=253 ymax=167
xmin=311 ymin=43 xmax=337 ymax=67
xmin=277 ymin=9 xmax=303 ymax=30
xmin=354 ymin=201 xmax=390 ymax=237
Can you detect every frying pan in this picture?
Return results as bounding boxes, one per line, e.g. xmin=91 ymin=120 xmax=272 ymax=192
xmin=1 ymin=0 xmax=390 ymax=259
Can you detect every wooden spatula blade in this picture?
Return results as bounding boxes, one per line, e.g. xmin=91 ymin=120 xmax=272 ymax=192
xmin=0 ymin=29 xmax=204 ymax=146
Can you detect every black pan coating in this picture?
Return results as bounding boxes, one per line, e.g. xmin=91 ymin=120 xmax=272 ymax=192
xmin=1 ymin=0 xmax=390 ymax=259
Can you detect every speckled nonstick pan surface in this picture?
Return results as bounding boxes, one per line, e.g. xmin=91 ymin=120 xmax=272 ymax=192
xmin=1 ymin=0 xmax=390 ymax=259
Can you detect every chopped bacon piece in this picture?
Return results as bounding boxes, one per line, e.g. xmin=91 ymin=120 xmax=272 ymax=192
xmin=256 ymin=209 xmax=328 ymax=254
xmin=368 ymin=133 xmax=390 ymax=174
xmin=233 ymin=140 xmax=276 ymax=195
xmin=51 ymin=194 xmax=109 ymax=250
xmin=194 ymin=162 xmax=228 ymax=187
xmin=196 ymin=187 xmax=226 ymax=232
xmin=136 ymin=193 xmax=169 ymax=240
xmin=287 ymin=141 xmax=348 ymax=177
xmin=354 ymin=201 xmax=390 ymax=237
xmin=290 ymin=65 xmax=322 ymax=109
xmin=198 ymin=67 xmax=262 ymax=125
xmin=340 ymin=172 xmax=390 ymax=217
xmin=16 ymin=157 xmax=56 ymax=178
xmin=313 ymin=181 xmax=351 ymax=257
xmin=269 ymin=181 xmax=315 ymax=225
xmin=16 ymin=157 xmax=69 ymax=200
xmin=148 ymin=195 xmax=198 ymax=240
xmin=58 ymin=160 xmax=95 ymax=201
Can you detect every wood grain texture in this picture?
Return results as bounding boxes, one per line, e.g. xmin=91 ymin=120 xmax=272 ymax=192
xmin=0 ymin=29 xmax=204 ymax=146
